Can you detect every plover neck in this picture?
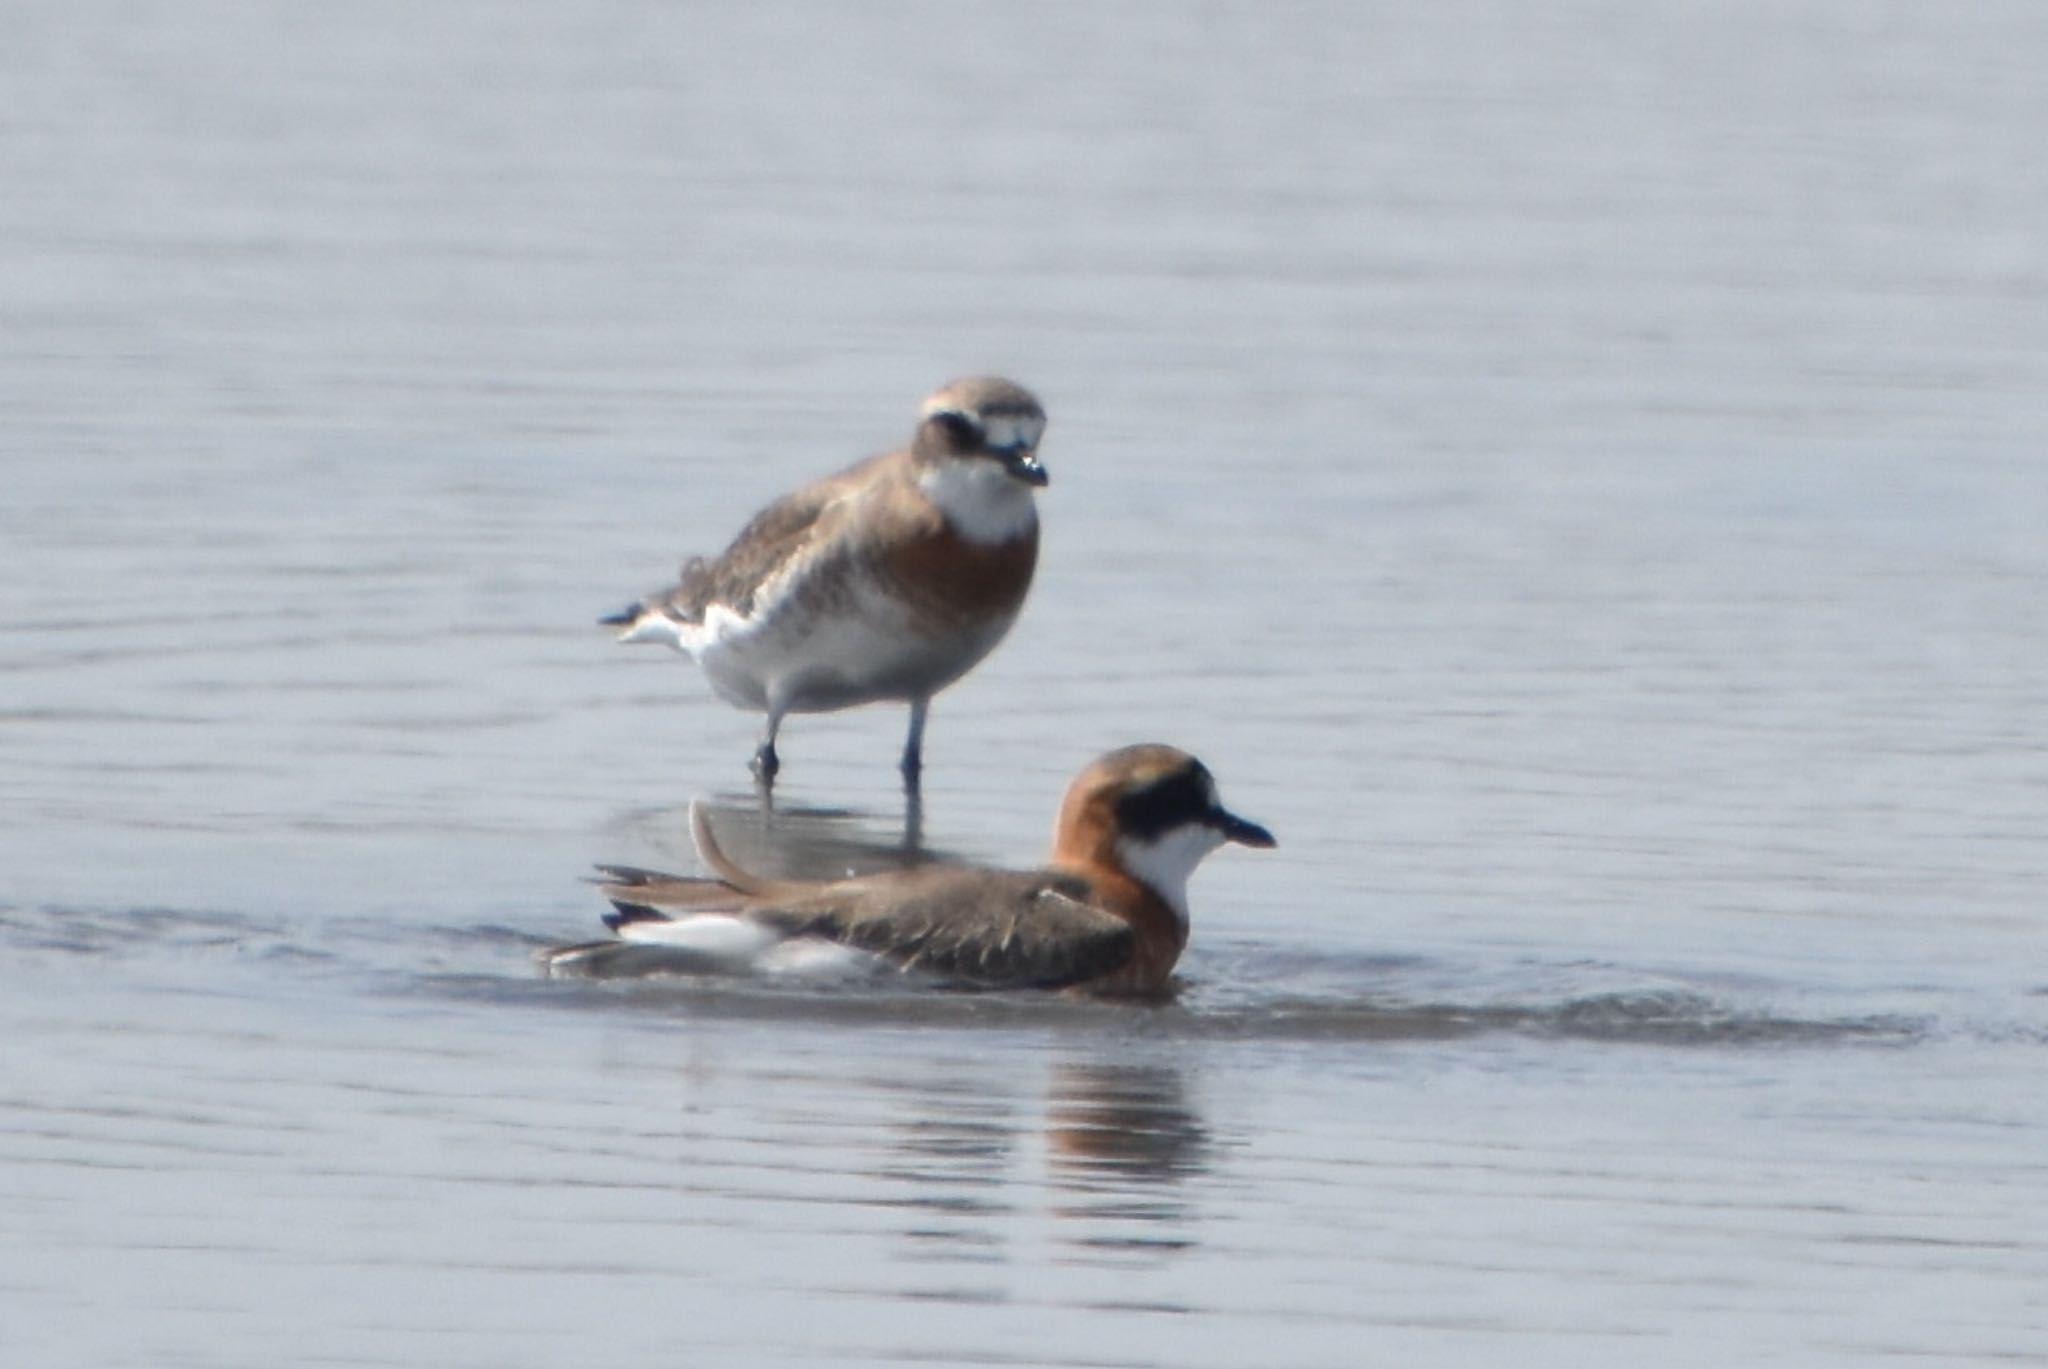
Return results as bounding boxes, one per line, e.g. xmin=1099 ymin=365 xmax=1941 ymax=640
xmin=919 ymin=459 xmax=1039 ymax=545
xmin=1113 ymin=826 xmax=1225 ymax=935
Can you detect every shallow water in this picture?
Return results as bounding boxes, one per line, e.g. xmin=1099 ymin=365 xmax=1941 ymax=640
xmin=6 ymin=2 xmax=2048 ymax=1365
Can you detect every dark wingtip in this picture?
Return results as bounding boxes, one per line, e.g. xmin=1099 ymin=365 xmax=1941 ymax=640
xmin=601 ymin=901 xmax=671 ymax=932
xmin=598 ymin=603 xmax=640 ymax=627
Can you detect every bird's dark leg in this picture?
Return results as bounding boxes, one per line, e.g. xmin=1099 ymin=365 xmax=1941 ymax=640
xmin=901 ymin=782 xmax=924 ymax=854
xmin=900 ymin=698 xmax=930 ymax=792
xmin=752 ymin=708 xmax=784 ymax=788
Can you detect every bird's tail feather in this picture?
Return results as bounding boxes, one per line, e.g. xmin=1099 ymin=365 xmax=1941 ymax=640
xmin=592 ymin=862 xmax=745 ymax=929
xmin=686 ymin=801 xmax=811 ymax=898
xmin=586 ymin=805 xmax=807 ymax=930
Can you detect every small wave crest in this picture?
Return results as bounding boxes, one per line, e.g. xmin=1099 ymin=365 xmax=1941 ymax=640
xmin=0 ymin=902 xmax=1980 ymax=1050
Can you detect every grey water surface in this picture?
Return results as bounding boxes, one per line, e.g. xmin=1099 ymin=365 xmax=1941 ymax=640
xmin=5 ymin=3 xmax=2047 ymax=1366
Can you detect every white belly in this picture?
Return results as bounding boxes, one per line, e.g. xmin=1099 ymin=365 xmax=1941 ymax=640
xmin=684 ymin=587 xmax=1015 ymax=715
xmin=618 ymin=914 xmax=884 ymax=980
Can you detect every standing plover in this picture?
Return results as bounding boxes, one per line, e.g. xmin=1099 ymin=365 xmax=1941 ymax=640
xmin=604 ymin=377 xmax=1048 ymax=788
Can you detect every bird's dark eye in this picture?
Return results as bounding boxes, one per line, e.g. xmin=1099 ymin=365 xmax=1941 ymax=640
xmin=930 ymin=410 xmax=982 ymax=447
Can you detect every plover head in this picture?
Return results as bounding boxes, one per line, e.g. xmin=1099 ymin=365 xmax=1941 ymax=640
xmin=1056 ymin=744 xmax=1275 ymax=928
xmin=917 ymin=376 xmax=1049 ymax=488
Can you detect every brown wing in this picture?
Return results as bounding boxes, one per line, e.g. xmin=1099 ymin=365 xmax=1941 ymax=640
xmin=661 ymin=452 xmax=907 ymax=620
xmin=751 ymin=865 xmax=1136 ymax=990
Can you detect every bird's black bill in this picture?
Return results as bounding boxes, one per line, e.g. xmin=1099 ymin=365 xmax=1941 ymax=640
xmin=1213 ymin=808 xmax=1276 ymax=848
xmin=1000 ymin=449 xmax=1050 ymax=486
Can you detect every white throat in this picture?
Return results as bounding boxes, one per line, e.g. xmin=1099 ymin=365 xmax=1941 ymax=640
xmin=919 ymin=458 xmax=1039 ymax=545
xmin=1115 ymin=827 xmax=1225 ymax=934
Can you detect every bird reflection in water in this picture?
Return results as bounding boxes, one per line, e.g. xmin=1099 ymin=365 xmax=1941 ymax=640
xmin=869 ymin=1058 xmax=1212 ymax=1284
xmin=1046 ymin=1062 xmax=1210 ymax=1183
xmin=1044 ymin=1061 xmax=1211 ymax=1264
xmin=679 ymin=787 xmax=937 ymax=883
